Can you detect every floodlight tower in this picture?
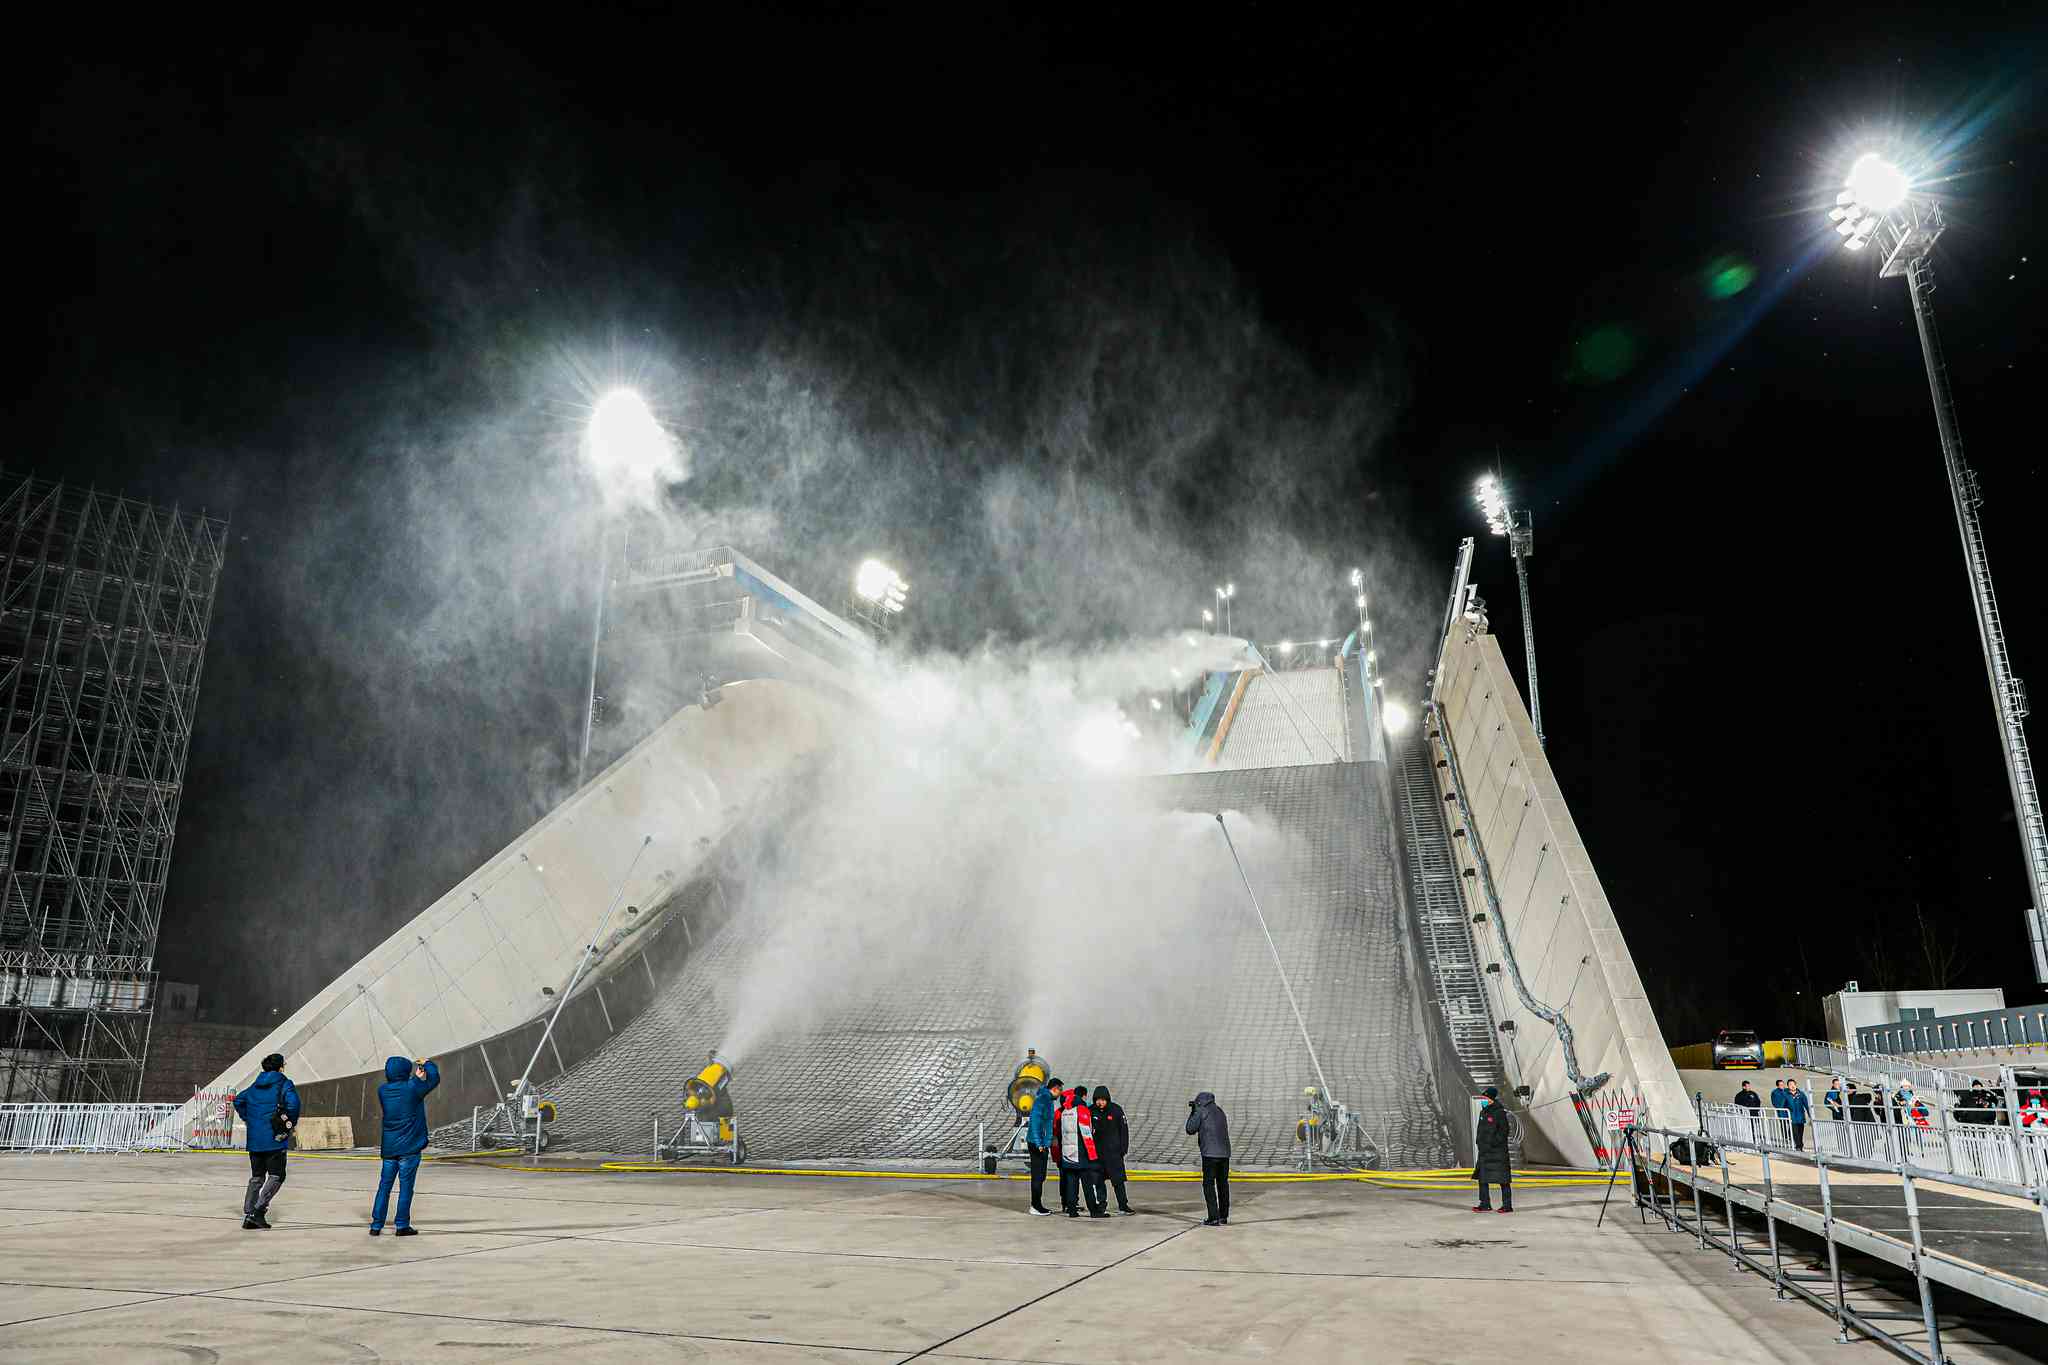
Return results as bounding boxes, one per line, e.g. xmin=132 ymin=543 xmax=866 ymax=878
xmin=1214 ymin=582 xmax=1236 ymax=637
xmin=577 ymin=388 xmax=679 ymax=788
xmin=1831 ymin=152 xmax=2048 ymax=983
xmin=1476 ymin=475 xmax=1544 ymax=749
xmin=848 ymin=558 xmax=910 ymax=636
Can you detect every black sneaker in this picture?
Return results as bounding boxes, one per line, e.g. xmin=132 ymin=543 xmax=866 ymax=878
xmin=1117 ymin=1207 xmax=1135 ymax=1216
xmin=368 ymin=1228 xmax=382 ymax=1236
xmin=394 ymin=1227 xmax=419 ymax=1237
xmin=1088 ymin=1211 xmax=1110 ymax=1219
xmin=252 ymin=1213 xmax=272 ymax=1229
xmin=1202 ymin=1217 xmax=1220 ymax=1226
xmin=241 ymin=1217 xmax=260 ymax=1231
xmin=1028 ymin=1205 xmax=1052 ymax=1216
xmin=1065 ymin=1210 xmax=1079 ymax=1218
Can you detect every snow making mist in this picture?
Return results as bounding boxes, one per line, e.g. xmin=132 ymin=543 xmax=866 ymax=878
xmin=710 ymin=637 xmax=1295 ymax=1070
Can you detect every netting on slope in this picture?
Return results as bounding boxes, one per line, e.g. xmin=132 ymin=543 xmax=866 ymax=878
xmin=443 ymin=763 xmax=1455 ymax=1169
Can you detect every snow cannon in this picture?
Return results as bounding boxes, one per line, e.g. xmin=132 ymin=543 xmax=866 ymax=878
xmin=683 ymin=1052 xmax=735 ymax=1142
xmin=660 ymin=1050 xmax=744 ymax=1163
xmin=1007 ymin=1049 xmax=1051 ymax=1119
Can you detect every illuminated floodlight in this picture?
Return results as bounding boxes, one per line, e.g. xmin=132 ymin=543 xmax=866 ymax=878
xmin=854 ymin=559 xmax=909 ymax=613
xmin=585 ymin=388 xmax=678 ymax=486
xmin=1202 ymin=608 xmax=1214 ymax=624
xmin=1149 ymin=697 xmax=1163 ymax=711
xmin=1279 ymin=640 xmax=1294 ymax=654
xmin=1073 ymin=712 xmax=1141 ymax=770
xmin=1382 ymin=701 xmax=1412 ymax=735
xmin=1475 ymin=476 xmax=1511 ymax=536
xmin=1354 ymin=594 xmax=1367 ymax=610
xmin=1349 ymin=568 xmax=1363 ymax=588
xmin=1846 ymin=153 xmax=1909 ymax=213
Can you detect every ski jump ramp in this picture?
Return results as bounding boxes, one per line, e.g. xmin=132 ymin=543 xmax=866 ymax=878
xmin=186 ymin=549 xmax=1681 ymax=1169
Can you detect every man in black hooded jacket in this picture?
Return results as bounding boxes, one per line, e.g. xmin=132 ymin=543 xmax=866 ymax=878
xmin=1092 ymin=1086 xmax=1134 ymax=1215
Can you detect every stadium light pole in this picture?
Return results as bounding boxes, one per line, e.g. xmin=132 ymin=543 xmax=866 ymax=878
xmin=1830 ymin=151 xmax=2048 ymax=983
xmin=1476 ymin=475 xmax=1544 ymax=750
xmin=1214 ymin=582 xmax=1235 ymax=637
xmin=578 ymin=388 xmax=676 ymax=789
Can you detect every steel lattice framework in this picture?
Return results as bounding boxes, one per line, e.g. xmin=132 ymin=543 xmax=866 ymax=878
xmin=0 ymin=473 xmax=226 ymax=1101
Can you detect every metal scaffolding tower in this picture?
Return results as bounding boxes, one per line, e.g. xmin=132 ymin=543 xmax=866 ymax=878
xmin=1851 ymin=184 xmax=2048 ymax=983
xmin=0 ymin=473 xmax=226 ymax=1100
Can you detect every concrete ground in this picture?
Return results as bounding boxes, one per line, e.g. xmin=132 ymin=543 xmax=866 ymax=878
xmin=0 ymin=1152 xmax=2036 ymax=1363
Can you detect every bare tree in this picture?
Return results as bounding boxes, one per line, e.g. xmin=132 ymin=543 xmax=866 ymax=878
xmin=1916 ymin=903 xmax=1968 ymax=988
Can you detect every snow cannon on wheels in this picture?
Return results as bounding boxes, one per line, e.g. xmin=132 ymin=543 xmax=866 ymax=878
xmin=979 ymin=1049 xmax=1050 ymax=1174
xmin=658 ymin=1051 xmax=745 ymax=1164
xmin=1295 ymin=1085 xmax=1378 ymax=1171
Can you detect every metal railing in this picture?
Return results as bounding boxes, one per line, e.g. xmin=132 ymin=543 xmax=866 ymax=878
xmin=1622 ymin=1113 xmax=2048 ymax=1365
xmin=1700 ymin=1101 xmax=2048 ymax=1184
xmin=1781 ymin=1037 xmax=1992 ymax=1094
xmin=0 ymin=1094 xmax=239 ymax=1152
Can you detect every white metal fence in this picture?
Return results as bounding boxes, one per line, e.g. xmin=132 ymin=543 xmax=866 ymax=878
xmin=0 ymin=1097 xmax=238 ymax=1153
xmin=1700 ymin=1101 xmax=2048 ymax=1184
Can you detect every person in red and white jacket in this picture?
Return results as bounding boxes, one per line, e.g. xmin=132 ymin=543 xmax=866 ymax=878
xmin=1055 ymin=1086 xmax=1107 ymax=1218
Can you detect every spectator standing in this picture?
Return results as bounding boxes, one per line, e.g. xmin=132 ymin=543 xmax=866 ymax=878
xmin=232 ymin=1052 xmax=299 ymax=1230
xmin=1768 ymin=1079 xmax=1790 ymax=1117
xmin=1186 ymin=1091 xmax=1231 ymax=1226
xmin=1472 ymin=1086 xmax=1515 ymax=1213
xmin=1056 ymin=1086 xmax=1107 ymax=1218
xmin=1733 ymin=1081 xmax=1762 ymax=1123
xmin=369 ymin=1056 xmax=441 ymax=1236
xmin=1785 ymin=1079 xmax=1811 ymax=1151
xmin=1823 ymin=1080 xmax=1844 ymax=1122
xmin=1091 ymin=1086 xmax=1135 ymax=1215
xmin=1025 ymin=1075 xmax=1060 ymax=1216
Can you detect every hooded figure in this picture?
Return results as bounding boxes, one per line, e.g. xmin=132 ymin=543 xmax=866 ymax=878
xmin=1056 ymin=1087 xmax=1106 ymax=1217
xmin=1186 ymin=1092 xmax=1231 ymax=1225
xmin=231 ymin=1054 xmax=299 ymax=1229
xmin=369 ymin=1056 xmax=441 ymax=1235
xmin=1472 ymin=1087 xmax=1514 ymax=1213
xmin=1092 ymin=1085 xmax=1134 ymax=1215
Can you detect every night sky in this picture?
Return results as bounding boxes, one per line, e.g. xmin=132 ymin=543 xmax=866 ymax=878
xmin=21 ymin=11 xmax=2048 ymax=1039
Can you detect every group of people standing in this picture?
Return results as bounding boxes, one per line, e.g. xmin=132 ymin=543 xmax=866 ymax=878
xmin=229 ymin=1052 xmax=441 ymax=1234
xmin=1020 ymin=1079 xmax=1236 ymax=1226
xmin=1023 ymin=1079 xmax=1138 ymax=1218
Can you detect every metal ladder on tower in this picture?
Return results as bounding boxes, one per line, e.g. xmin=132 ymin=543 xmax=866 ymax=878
xmin=1911 ymin=254 xmax=2048 ymax=980
xmin=1394 ymin=734 xmax=1504 ymax=1093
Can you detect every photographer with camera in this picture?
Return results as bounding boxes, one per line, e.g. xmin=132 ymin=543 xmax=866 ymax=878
xmin=1185 ymin=1091 xmax=1230 ymax=1226
xmin=369 ymin=1056 xmax=441 ymax=1236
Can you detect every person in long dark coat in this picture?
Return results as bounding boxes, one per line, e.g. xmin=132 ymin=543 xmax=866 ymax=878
xmin=1472 ymin=1086 xmax=1514 ymax=1213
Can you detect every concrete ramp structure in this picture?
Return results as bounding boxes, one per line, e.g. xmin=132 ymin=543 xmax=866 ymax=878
xmin=187 ymin=545 xmax=1681 ymax=1171
xmin=1425 ymin=544 xmax=1690 ymax=1163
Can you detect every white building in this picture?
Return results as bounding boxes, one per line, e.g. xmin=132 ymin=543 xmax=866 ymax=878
xmin=1823 ymin=984 xmax=2006 ymax=1046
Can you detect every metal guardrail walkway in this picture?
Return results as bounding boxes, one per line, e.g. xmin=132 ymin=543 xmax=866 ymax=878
xmin=1622 ymin=1109 xmax=2048 ymax=1365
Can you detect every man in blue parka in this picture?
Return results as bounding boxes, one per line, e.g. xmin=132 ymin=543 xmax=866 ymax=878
xmin=232 ymin=1052 xmax=299 ymax=1230
xmin=369 ymin=1055 xmax=440 ymax=1236
xmin=1025 ymin=1074 xmax=1060 ymax=1216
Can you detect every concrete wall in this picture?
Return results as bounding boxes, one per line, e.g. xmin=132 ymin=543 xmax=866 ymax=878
xmin=140 ymin=1020 xmax=268 ymax=1102
xmin=1431 ymin=627 xmax=1691 ymax=1162
xmin=171 ymin=678 xmax=844 ymax=1133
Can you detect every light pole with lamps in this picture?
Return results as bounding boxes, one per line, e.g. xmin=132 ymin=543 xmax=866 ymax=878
xmin=1214 ymin=582 xmax=1235 ymax=638
xmin=1476 ymin=474 xmax=1544 ymax=750
xmin=1830 ymin=151 xmax=2048 ymax=983
xmin=577 ymin=388 xmax=679 ymax=788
